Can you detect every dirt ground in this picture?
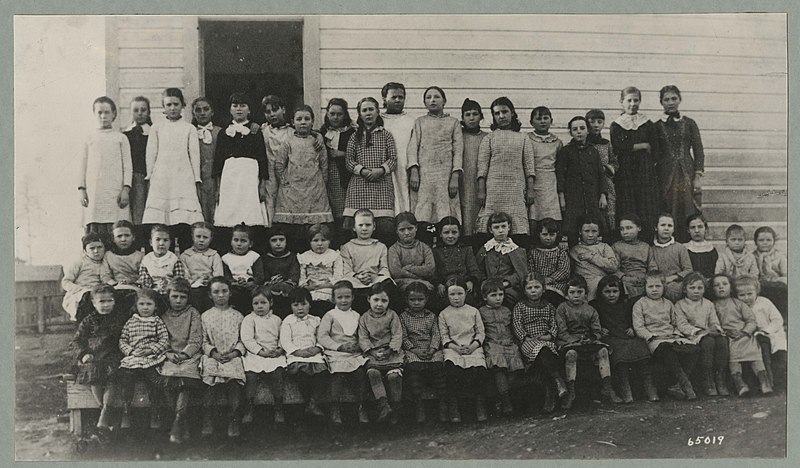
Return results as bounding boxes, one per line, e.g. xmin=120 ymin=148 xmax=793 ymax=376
xmin=15 ymin=329 xmax=787 ymax=461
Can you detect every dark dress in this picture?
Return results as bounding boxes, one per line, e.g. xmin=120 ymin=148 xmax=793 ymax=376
xmin=123 ymin=125 xmax=149 ymax=227
xmin=686 ymin=245 xmax=719 ymax=281
xmin=590 ymin=298 xmax=651 ymax=365
xmin=70 ymin=309 xmax=130 ymax=385
xmin=556 ymin=138 xmax=609 ymax=241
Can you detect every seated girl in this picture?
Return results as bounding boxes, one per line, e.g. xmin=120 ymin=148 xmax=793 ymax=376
xmin=477 ymin=212 xmax=528 ymax=307
xmin=569 ymin=216 xmax=619 ymax=301
xmin=63 ymin=232 xmax=106 ymax=322
xmin=388 ymin=211 xmax=436 ymax=293
xmin=297 ymin=223 xmax=343 ymax=317
xmin=432 ymin=216 xmax=482 ymax=309
xmin=526 ymin=217 xmax=570 ymax=307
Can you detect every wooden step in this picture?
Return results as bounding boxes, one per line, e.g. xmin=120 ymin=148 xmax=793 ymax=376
xmin=701 ymin=187 xmax=787 ymax=204
xmin=701 ymin=204 xmax=786 ymax=223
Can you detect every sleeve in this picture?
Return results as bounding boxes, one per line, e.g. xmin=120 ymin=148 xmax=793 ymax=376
xmin=676 ymin=245 xmax=693 ymax=280
xmin=240 ymin=315 xmax=262 ymax=355
xmin=777 ymin=253 xmax=789 ymax=279
xmin=646 ymin=121 xmax=660 ymax=161
xmin=512 ymin=304 xmax=526 ymax=341
xmin=152 ymin=318 xmax=171 ymax=356
xmin=714 ymin=253 xmax=726 ymax=275
xmin=452 ymin=119 xmax=464 ymax=173
xmin=381 ymin=132 xmax=398 ymax=175
xmin=120 ymin=134 xmax=133 ymax=187
xmin=179 ymin=253 xmax=195 ymax=283
xmin=118 ymin=320 xmax=133 ymax=356
xmin=201 ymin=315 xmax=216 ymax=356
xmin=298 ymin=255 xmax=309 ymax=288
xmin=631 ymin=300 xmax=652 ymax=341
xmin=340 ymin=244 xmax=355 ymax=280
xmin=646 ymin=246 xmax=658 ymax=272
xmin=389 ymin=312 xmax=403 ymax=352
xmin=138 ymin=264 xmax=153 ymax=289
xmin=673 ymin=302 xmax=700 ymax=336
xmin=387 ymin=245 xmax=408 ymax=279
xmin=430 ymin=315 xmax=442 ymax=351
xmin=332 ymin=253 xmax=344 ymax=283
xmin=287 ymin=255 xmax=301 ymax=286
xmin=689 ymin=119 xmax=705 ymax=173
xmin=346 ymin=135 xmax=362 ymax=175
xmin=508 ymin=249 xmax=530 ymax=287
xmin=551 ymin=249 xmax=572 ymax=285
xmin=279 ymin=318 xmax=298 ymax=355
xmin=745 ymin=255 xmax=760 ymax=278
xmin=316 ymin=313 xmax=339 ymax=351
xmin=252 ymin=257 xmax=266 ymax=286
xmin=405 ymin=243 xmax=436 ymax=280
xmin=400 ymin=315 xmax=414 ymax=350
xmin=212 ymin=133 xmax=227 ymax=178
xmin=607 ymin=141 xmax=619 ymax=173
xmin=144 ymin=124 xmax=158 ymax=180
xmin=522 ymin=134 xmax=535 ymax=178
xmin=255 ymin=131 xmax=270 ymax=180
xmin=70 ymin=318 xmax=91 ymax=361
xmin=212 ymin=253 xmax=224 ymax=277
xmin=438 ymin=311 xmax=453 ymax=348
xmin=222 ymin=261 xmax=233 ymax=281
xmin=609 ymin=123 xmax=633 ymax=156
xmin=377 ymin=244 xmax=391 ymax=279
xmin=554 ymin=306 xmax=569 ymax=346
xmin=476 ymin=135 xmax=491 ymax=180
xmin=317 ymin=138 xmax=328 ymax=184
xmin=172 ymin=256 xmax=187 ymax=279
xmin=706 ymin=301 xmax=724 ymax=333
xmin=406 ymin=119 xmax=421 ymax=170
xmin=78 ymin=137 xmax=89 ymax=189
xmin=595 ymin=148 xmax=609 ymax=195
xmin=591 ymin=244 xmax=620 ymax=273
xmin=182 ymin=310 xmax=203 ymax=357
xmin=739 ymin=301 xmax=759 ymax=336
xmin=589 ymin=307 xmax=603 ymax=340
xmin=358 ymin=315 xmax=372 ymax=353
xmin=274 ymin=140 xmax=290 ymax=183
xmin=61 ymin=261 xmax=81 ymax=293
xmin=555 ymin=145 xmax=567 ymax=193
xmin=475 ymin=247 xmax=487 ymax=279
xmin=762 ymin=298 xmax=785 ymax=335
xmin=472 ymin=308 xmax=486 ymax=346
xmin=234 ymin=318 xmax=246 ymax=355
xmin=465 ymin=248 xmax=483 ymax=284
xmin=547 ymin=304 xmax=558 ymax=337
xmin=188 ymin=126 xmax=202 ymax=183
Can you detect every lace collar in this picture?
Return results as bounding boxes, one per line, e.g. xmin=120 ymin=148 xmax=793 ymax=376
xmin=483 ymin=238 xmax=519 ymax=255
xmin=613 ymin=113 xmax=650 ymax=131
xmin=528 ymin=132 xmax=559 ymax=143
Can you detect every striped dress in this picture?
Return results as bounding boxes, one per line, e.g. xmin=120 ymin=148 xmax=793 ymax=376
xmin=343 ymin=126 xmax=397 ymax=218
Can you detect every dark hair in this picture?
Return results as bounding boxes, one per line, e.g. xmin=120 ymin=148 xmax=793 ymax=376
xmin=332 ymin=280 xmax=354 ymax=294
xmin=367 ymin=282 xmax=391 ymax=299
xmin=293 ymin=104 xmax=315 ymax=122
xmin=150 ymin=224 xmax=170 ymax=239
xmin=208 ymin=276 xmax=231 ymax=289
xmin=93 ymin=96 xmax=117 ymax=115
xmin=618 ymin=213 xmax=643 ymax=229
xmin=353 ymin=208 xmax=375 ymax=220
xmin=530 ymin=106 xmax=552 ymax=122
xmin=262 ymin=95 xmax=286 ymax=112
xmin=381 ymin=82 xmax=406 ymax=100
xmin=710 ymin=273 xmax=736 ymax=299
xmin=596 ymin=275 xmax=623 ymax=297
xmin=436 ymin=216 xmax=461 ymax=239
xmin=251 ymin=285 xmax=273 ymax=301
xmin=656 ymin=212 xmax=675 ymax=226
xmin=620 ymin=86 xmax=642 ymax=100
xmin=395 ymin=211 xmax=418 ymax=227
xmin=487 ymin=211 xmax=513 ymax=232
xmin=445 ymin=276 xmax=469 ymax=293
xmin=82 ymin=232 xmax=104 ymax=250
xmin=232 ymin=223 xmax=253 ymax=240
xmin=90 ymin=284 xmax=116 ymax=299
xmin=489 ymin=96 xmax=522 ymax=131
xmin=167 ymin=277 xmax=192 ymax=296
xmin=129 ymin=96 xmax=152 ymax=125
xmin=288 ymin=287 xmax=313 ymax=305
xmin=536 ymin=217 xmax=561 ymax=236
xmin=585 ymin=108 xmax=605 ymax=121
xmin=191 ymin=96 xmax=213 ymax=110
xmin=267 ymin=226 xmax=287 ymax=241
xmin=320 ymin=98 xmax=353 ymax=133
xmin=191 ymin=221 xmax=215 ymax=238
xmin=681 ymin=272 xmax=706 ymax=294
xmin=308 ymin=223 xmax=331 ymax=243
xmin=686 ymin=212 xmax=708 ymax=230
xmin=567 ymin=116 xmax=588 ymax=133
xmin=137 ymin=287 xmax=161 ymax=305
xmin=423 ymin=86 xmax=447 ymax=105
xmin=725 ymin=224 xmax=745 ymax=238
xmin=162 ymin=87 xmax=186 ymax=106
xmin=659 ymin=85 xmax=682 ymax=102
xmin=405 ymin=281 xmax=430 ymax=298
xmin=355 ymin=97 xmax=384 ymax=145
xmin=578 ymin=215 xmax=603 ymax=231
xmin=754 ymin=226 xmax=777 ymax=242
xmin=566 ymin=275 xmax=588 ymax=291
xmin=112 ymin=219 xmax=135 ymax=232
xmin=645 ymin=270 xmax=667 ymax=287
xmin=522 ymin=272 xmax=547 ymax=290
xmin=481 ymin=277 xmax=505 ymax=297
xmin=460 ymin=98 xmax=484 ymax=121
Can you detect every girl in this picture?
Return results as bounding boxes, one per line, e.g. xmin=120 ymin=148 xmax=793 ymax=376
xmin=569 ymin=216 xmax=619 ymax=301
xmin=70 ymin=285 xmax=128 ymax=434
xmin=459 ymin=98 xmax=487 ymax=240
xmin=684 ymin=213 xmax=718 ymax=280
xmin=590 ymin=275 xmax=656 ymax=403
xmin=479 ymin=279 xmax=525 ymax=415
xmin=408 ymin=86 xmax=464 ymax=227
xmin=432 ymin=216 xmax=482 ymax=309
xmin=527 ymin=217 xmax=570 ymax=307
xmin=180 ymin=221 xmax=223 ymax=312
xmin=297 ymin=223 xmax=344 ymax=317
xmin=261 ymin=94 xmax=293 ymax=225
xmin=358 ymin=282 xmax=404 ymax=424
xmin=317 ymin=280 xmax=369 ymax=424
xmin=158 ymin=278 xmax=203 ymax=443
xmin=142 ymin=88 xmax=203 ymax=249
xmin=343 ymin=97 xmax=398 ymax=246
xmin=557 ymin=116 xmax=609 ymax=245
xmin=511 ymin=273 xmax=568 ymax=413
xmin=192 ymin=97 xmax=222 ymax=224
xmin=79 ymin=96 xmax=132 ymax=235
xmin=123 ymin=96 xmax=152 ymax=232
xmin=439 ymin=278 xmax=488 ymax=423
xmin=528 ymin=106 xmax=563 ymax=235
xmin=222 ymin=224 xmax=264 ymax=314
xmin=264 ymin=227 xmax=301 ymax=318
xmin=273 ymin=105 xmax=334 ymax=253
xmin=280 ymin=288 xmax=328 ymax=417
xmin=651 ymin=213 xmax=693 ymax=302
xmin=200 ymin=276 xmax=246 ymax=438
xmin=388 ymin=211 xmax=436 ymax=292
xmin=101 ymin=220 xmax=144 ymax=289
xmin=711 ymin=274 xmax=773 ymax=396
xmin=673 ymin=272 xmax=729 ymax=396
xmin=477 ymin=212 xmax=529 ymax=307
xmin=610 ymin=86 xmax=661 ymax=242
xmin=321 ymin=98 xmax=358 ymax=242
xmin=138 ymin=225 xmax=186 ymax=297
xmin=632 ymin=271 xmax=698 ymax=400
xmin=213 ymin=92 xmax=269 ymax=231
xmin=339 ymin=209 xmax=393 ymax=312
xmin=380 ymin=82 xmax=414 ymax=214
xmin=612 ymin=214 xmax=657 ymax=298
xmin=736 ymin=275 xmax=787 ymax=390
xmin=752 ymin=226 xmax=788 ymax=319
xmin=586 ymin=109 xmax=618 ymax=237
xmin=476 ymin=97 xmax=536 ymax=236
xmin=655 ymin=85 xmax=705 ymax=242
xmin=241 ymin=286 xmax=287 ymax=425
xmin=117 ymin=288 xmax=169 ymax=430
xmin=399 ymin=281 xmax=447 ymax=423
xmin=63 ymin=233 xmax=106 ymax=322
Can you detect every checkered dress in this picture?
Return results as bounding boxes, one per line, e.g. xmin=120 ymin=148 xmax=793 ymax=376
xmin=527 ymin=246 xmax=571 ymax=295
xmin=119 ymin=314 xmax=170 ymax=369
xmin=512 ymin=299 xmax=558 ymax=361
xmin=399 ymin=309 xmax=443 ymax=363
xmin=325 ymin=126 xmax=356 ymax=220
xmin=343 ymin=127 xmax=397 ymax=218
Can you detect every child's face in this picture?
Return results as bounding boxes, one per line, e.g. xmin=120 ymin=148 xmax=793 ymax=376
xmin=579 ymin=223 xmax=600 ymax=245
xmin=91 ymin=292 xmax=115 ymax=315
xmin=131 ymin=100 xmax=150 ymax=126
xmin=424 ymin=89 xmax=445 ymax=114
xmin=94 ymin=102 xmax=116 ymax=128
xmin=269 ymin=235 xmax=287 ymax=255
xmin=209 ymin=282 xmax=231 ymax=307
xmin=406 ymin=291 xmax=427 ymax=312
xmin=354 ymin=214 xmax=375 ymax=240
xmin=192 ymin=227 xmax=212 ymax=251
xmin=192 ymin=100 xmax=214 ymax=126
xmin=384 ymin=89 xmax=406 ymax=114
xmin=490 ymin=221 xmax=510 ymax=242
xmin=485 ymin=289 xmax=505 ymax=307
xmin=655 ymin=216 xmax=674 ymax=241
xmin=440 ymin=224 xmax=460 ymax=246
xmin=726 ymin=231 xmax=746 ymax=253
xmin=621 ymin=93 xmax=640 ymax=115
xmin=231 ymin=231 xmax=252 ymax=255
xmin=292 ymin=300 xmax=311 ymax=319
xmin=447 ymin=285 xmax=467 ymax=308
xmin=462 ymin=109 xmax=482 ymax=129
xmin=660 ymin=91 xmax=681 ymax=114
xmin=684 ymin=280 xmax=705 ymax=302
xmin=368 ymin=291 xmax=390 ymax=315
xmin=396 ymin=220 xmax=417 ymax=244
xmin=359 ymin=101 xmax=379 ymax=127
xmin=538 ymin=228 xmax=558 ymax=248
xmin=112 ymin=227 xmax=134 ymax=250
xmin=755 ymin=232 xmax=775 ymax=253
xmin=619 ymin=220 xmax=641 ymax=243
xmin=137 ymin=295 xmax=157 ymax=317
xmin=712 ymin=276 xmax=731 ymax=299
xmin=163 ymin=96 xmax=184 ymax=120
xmin=333 ymin=287 xmax=353 ymax=310
xmin=230 ymin=102 xmax=250 ymax=123
xmin=688 ymin=218 xmax=707 ymax=242
xmin=310 ymin=233 xmax=330 ymax=255
xmin=523 ymin=280 xmax=543 ymax=302
xmin=588 ymin=117 xmax=605 ymax=135
xmin=293 ymin=110 xmax=314 ymax=135
xmin=264 ymin=104 xmax=286 ymax=126
xmin=492 ymin=105 xmax=514 ymax=128
xmin=530 ymin=112 xmax=552 ymax=134
xmin=84 ymin=241 xmax=106 ymax=262
xmin=168 ymin=290 xmax=189 ymax=311
xmin=736 ymin=284 xmax=758 ymax=306
xmin=151 ymin=231 xmax=171 ymax=256
xmin=567 ymin=286 xmax=586 ymax=305
xmin=252 ymin=294 xmax=272 ymax=316
xmin=569 ymin=119 xmax=589 ymax=143
xmin=645 ymin=278 xmax=664 ymax=300
xmin=600 ymin=284 xmax=620 ymax=304
xmin=327 ymin=105 xmax=347 ymax=129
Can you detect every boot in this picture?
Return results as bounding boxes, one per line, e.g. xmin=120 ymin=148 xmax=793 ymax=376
xmin=666 ymin=383 xmax=686 ymax=400
xmin=642 ymin=367 xmax=659 ymax=401
xmin=448 ymin=395 xmax=461 ymax=423
xmin=553 ymin=375 xmax=568 ymax=398
xmin=617 ymin=373 xmax=634 ymax=403
xmin=305 ymin=398 xmax=324 ymax=417
xmin=731 ymin=372 xmax=750 ymax=396
xmin=677 ymin=372 xmax=697 ymax=401
xmin=499 ymin=392 xmax=514 ymax=415
xmin=714 ymin=370 xmax=730 ymax=396
xmin=227 ymin=416 xmax=241 ymax=438
xmin=475 ymin=395 xmax=488 ymax=422
xmin=329 ymin=403 xmax=342 ymax=425
xmin=757 ymin=370 xmax=774 ymax=395
xmin=437 ymin=399 xmax=449 ymax=423
xmin=561 ymin=380 xmax=576 ymax=410
xmin=358 ymin=404 xmax=369 ymax=424
xmin=201 ymin=412 xmax=214 ymax=436
xmin=169 ymin=415 xmax=184 ymax=444
xmin=149 ymin=408 xmax=162 ymax=430
xmin=415 ymin=400 xmax=427 ymax=423
xmin=376 ymin=397 xmax=392 ymax=422
xmin=120 ymin=405 xmax=132 ymax=429
xmin=97 ymin=404 xmax=113 ymax=430
xmin=274 ymin=404 xmax=285 ymax=423
xmin=542 ymin=382 xmax=556 ymax=413
xmin=601 ymin=377 xmax=623 ymax=404
xmin=703 ymin=371 xmax=718 ymax=396
xmin=241 ymin=401 xmax=254 ymax=424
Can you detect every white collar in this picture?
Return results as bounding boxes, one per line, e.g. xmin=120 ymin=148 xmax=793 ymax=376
xmin=613 ymin=113 xmax=650 ymax=131
xmin=653 ymin=237 xmax=676 ymax=248
xmin=684 ymin=240 xmax=714 ymax=253
xmin=483 ymin=238 xmax=519 ymax=255
xmin=528 ymin=132 xmax=559 ymax=143
xmin=226 ymin=121 xmax=252 ymax=137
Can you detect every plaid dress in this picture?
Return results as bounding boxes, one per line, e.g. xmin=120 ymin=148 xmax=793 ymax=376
xmin=119 ymin=314 xmax=170 ymax=369
xmin=324 ymin=126 xmax=356 ymax=220
xmin=343 ymin=126 xmax=397 ymax=218
xmin=400 ymin=309 xmax=443 ymax=365
xmin=512 ymin=299 xmax=558 ymax=362
xmin=527 ymin=246 xmax=570 ymax=296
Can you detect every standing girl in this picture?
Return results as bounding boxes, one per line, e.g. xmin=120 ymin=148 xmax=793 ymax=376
xmin=610 ymin=86 xmax=661 ymax=242
xmin=651 ymin=213 xmax=693 ymax=302
xmin=297 ymin=223 xmax=343 ymax=317
xmin=191 ymin=97 xmax=222 ymax=224
xmin=142 ymin=88 xmax=203 ymax=249
xmin=612 ymin=214 xmax=657 ymax=299
xmin=321 ymin=98 xmax=358 ymax=243
xmin=528 ymin=106 xmax=563 ymax=235
xmin=655 ymin=85 xmax=705 ymax=242
xmin=380 ymin=82 xmax=415 ymax=214
xmin=123 ymin=96 xmax=152 ymax=239
xmin=459 ymin=99 xmax=487 ymax=241
xmin=476 ymin=97 xmax=536 ymax=237
xmin=432 ymin=216 xmax=482 ymax=309
xmin=476 ymin=212 xmax=529 ymax=307
xmin=79 ymin=96 xmax=132 ymax=235
xmin=684 ymin=213 xmax=718 ymax=280
xmin=408 ymin=86 xmax=464 ymax=227
xmin=586 ymin=109 xmax=618 ymax=236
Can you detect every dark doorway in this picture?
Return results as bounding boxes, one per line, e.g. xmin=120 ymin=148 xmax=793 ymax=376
xmin=200 ymin=20 xmax=304 ymax=126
